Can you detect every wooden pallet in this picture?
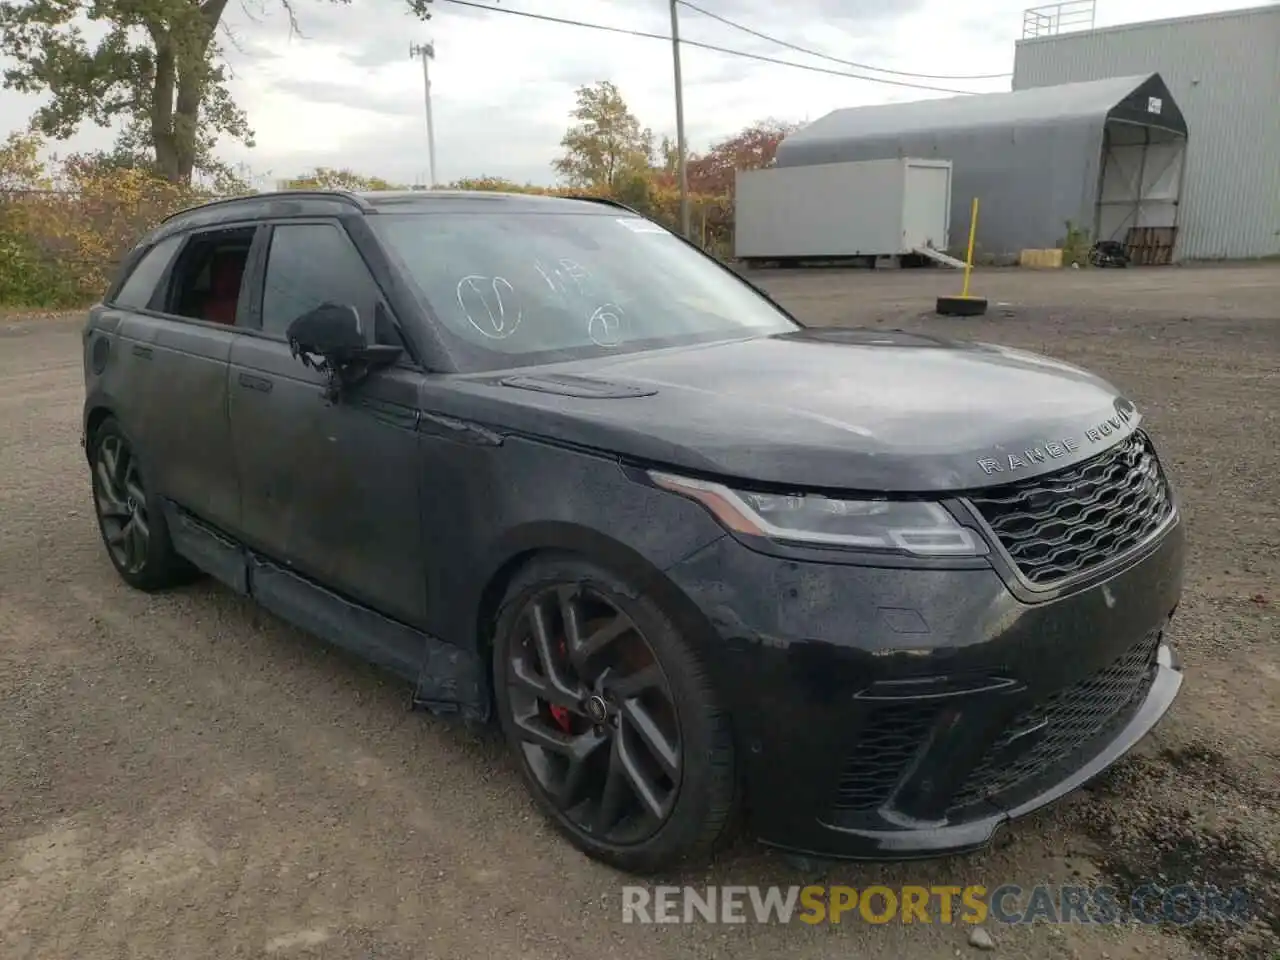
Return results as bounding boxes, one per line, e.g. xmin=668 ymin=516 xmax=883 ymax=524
xmin=1124 ymin=226 xmax=1177 ymax=265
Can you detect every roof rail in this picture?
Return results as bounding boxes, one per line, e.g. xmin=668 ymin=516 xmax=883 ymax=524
xmin=561 ymin=194 xmax=645 ymax=217
xmin=159 ymin=189 xmax=373 ymax=224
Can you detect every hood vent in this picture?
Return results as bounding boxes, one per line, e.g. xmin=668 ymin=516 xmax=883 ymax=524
xmin=782 ymin=328 xmax=957 ymax=349
xmin=498 ymin=373 xmax=657 ymax=399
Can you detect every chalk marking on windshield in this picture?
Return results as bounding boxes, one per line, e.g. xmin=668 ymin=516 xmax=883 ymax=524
xmin=457 ymin=275 xmax=522 ymax=340
xmin=587 ymin=303 xmax=625 ymax=347
xmin=534 ymin=258 xmax=590 ymax=300
xmin=533 ymin=260 xmax=558 ymax=293
xmin=557 ymin=259 xmax=589 ymax=294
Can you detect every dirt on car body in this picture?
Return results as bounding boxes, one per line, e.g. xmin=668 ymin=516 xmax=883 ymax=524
xmin=2 ymin=263 xmax=1277 ymax=960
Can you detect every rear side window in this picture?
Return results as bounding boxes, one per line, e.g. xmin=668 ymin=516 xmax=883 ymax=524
xmin=111 ymin=234 xmax=183 ymax=310
xmin=260 ymin=223 xmax=380 ymax=338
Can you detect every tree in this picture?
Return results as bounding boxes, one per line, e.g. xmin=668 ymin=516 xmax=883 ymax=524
xmin=659 ymin=135 xmax=678 ymax=172
xmin=281 ymin=167 xmax=405 ymax=191
xmin=0 ymin=0 xmax=267 ymax=184
xmin=53 ymin=115 xmax=249 ymax=193
xmin=553 ymin=81 xmax=654 ymax=191
xmin=0 ymin=131 xmax=50 ymax=190
xmin=687 ymin=119 xmax=800 ymax=196
xmin=654 ymin=134 xmax=678 ymax=185
xmin=0 ymin=0 xmax=403 ymax=185
xmin=446 ymin=176 xmax=536 ymax=193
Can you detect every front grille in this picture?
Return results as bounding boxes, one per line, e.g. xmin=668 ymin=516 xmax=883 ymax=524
xmin=831 ymin=704 xmax=939 ymax=812
xmin=968 ymin=431 xmax=1173 ymax=586
xmin=949 ymin=629 xmax=1161 ymax=810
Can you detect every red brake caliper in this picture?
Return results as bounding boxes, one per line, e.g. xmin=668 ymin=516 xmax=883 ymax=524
xmin=549 ymin=704 xmax=573 ymax=732
xmin=548 ymin=638 xmax=574 ymax=733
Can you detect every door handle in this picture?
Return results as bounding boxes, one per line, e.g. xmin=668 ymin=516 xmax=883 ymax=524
xmin=238 ymin=372 xmax=274 ymax=393
xmin=132 ymin=344 xmax=153 ymax=359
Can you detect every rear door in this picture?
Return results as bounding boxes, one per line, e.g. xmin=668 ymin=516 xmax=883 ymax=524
xmin=108 ymin=224 xmax=259 ymax=533
xmin=227 ymin=219 xmax=428 ymax=628
xmin=95 ymin=232 xmax=186 ymax=446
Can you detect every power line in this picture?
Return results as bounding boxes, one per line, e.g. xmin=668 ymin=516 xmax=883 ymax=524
xmin=677 ymin=0 xmax=1012 ymax=81
xmin=435 ymin=0 xmax=978 ymax=95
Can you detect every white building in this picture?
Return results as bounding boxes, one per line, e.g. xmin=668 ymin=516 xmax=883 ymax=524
xmin=1013 ymin=2 xmax=1280 ymax=260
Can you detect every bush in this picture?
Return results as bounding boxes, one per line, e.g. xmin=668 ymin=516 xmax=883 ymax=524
xmin=440 ymin=175 xmax=733 ymax=255
xmin=0 ymin=136 xmax=232 ymax=308
xmin=1060 ymin=219 xmax=1092 ymax=268
xmin=0 ymin=139 xmax=739 ymax=310
xmin=0 ymin=230 xmax=80 ymax=306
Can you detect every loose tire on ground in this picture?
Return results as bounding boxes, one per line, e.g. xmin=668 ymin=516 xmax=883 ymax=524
xmin=491 ymin=554 xmax=738 ymax=873
xmin=89 ymin=416 xmax=196 ymax=592
xmin=936 ymin=295 xmax=989 ymax=317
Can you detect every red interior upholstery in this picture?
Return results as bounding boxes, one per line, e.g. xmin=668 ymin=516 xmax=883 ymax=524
xmin=203 ymin=252 xmax=244 ymax=325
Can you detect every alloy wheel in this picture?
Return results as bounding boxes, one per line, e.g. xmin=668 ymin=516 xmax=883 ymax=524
xmin=505 ymin=584 xmax=683 ymax=845
xmin=93 ymin=435 xmax=151 ymax=575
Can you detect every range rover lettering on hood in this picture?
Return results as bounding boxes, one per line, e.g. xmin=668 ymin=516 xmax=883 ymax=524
xmin=977 ymin=406 xmax=1137 ymax=476
xmin=449 ymin=335 xmax=1148 ymax=492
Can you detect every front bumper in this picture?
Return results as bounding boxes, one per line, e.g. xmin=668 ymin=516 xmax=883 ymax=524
xmin=664 ymin=516 xmax=1186 ymax=860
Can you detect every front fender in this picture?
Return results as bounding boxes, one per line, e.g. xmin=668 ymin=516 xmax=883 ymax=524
xmin=418 ymin=433 xmax=726 ymax=656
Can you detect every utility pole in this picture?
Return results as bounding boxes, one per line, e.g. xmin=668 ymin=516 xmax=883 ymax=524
xmin=669 ymin=0 xmax=690 ymax=239
xmin=410 ymin=41 xmax=437 ymax=187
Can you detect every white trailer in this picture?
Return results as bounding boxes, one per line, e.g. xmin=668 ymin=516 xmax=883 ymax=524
xmin=734 ymin=158 xmax=958 ymax=267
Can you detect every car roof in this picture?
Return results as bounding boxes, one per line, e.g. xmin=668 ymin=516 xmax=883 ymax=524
xmin=146 ymin=189 xmax=634 ymax=243
xmin=358 ymin=189 xmax=622 ymax=213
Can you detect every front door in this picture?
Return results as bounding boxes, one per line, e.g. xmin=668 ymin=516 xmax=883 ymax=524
xmin=227 ymin=220 xmax=427 ymax=629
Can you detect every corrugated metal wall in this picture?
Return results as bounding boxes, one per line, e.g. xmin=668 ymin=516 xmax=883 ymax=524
xmin=774 ymin=117 xmax=1107 ymax=258
xmin=1013 ymin=6 xmax=1280 ymax=260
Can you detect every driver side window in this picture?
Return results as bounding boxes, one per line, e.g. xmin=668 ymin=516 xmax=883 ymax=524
xmin=260 ymin=223 xmax=401 ymax=347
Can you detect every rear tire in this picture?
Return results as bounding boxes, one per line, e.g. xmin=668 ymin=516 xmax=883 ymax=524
xmin=89 ymin=417 xmax=195 ymax=592
xmin=492 ymin=555 xmax=737 ymax=874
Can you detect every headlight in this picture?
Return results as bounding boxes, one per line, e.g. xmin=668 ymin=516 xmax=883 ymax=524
xmin=649 ymin=471 xmax=987 ymax=557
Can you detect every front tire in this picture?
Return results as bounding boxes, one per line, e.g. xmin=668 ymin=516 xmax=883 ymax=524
xmin=492 ymin=555 xmax=737 ymax=873
xmin=89 ymin=417 xmax=194 ymax=591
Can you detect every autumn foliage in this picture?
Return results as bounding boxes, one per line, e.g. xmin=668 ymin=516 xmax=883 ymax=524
xmin=0 ymin=133 xmax=222 ymax=305
xmin=0 ymin=82 xmax=798 ymax=307
xmin=686 ymin=120 xmax=799 ymax=196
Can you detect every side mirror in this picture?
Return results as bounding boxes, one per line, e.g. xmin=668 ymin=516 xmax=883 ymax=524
xmin=286 ymin=302 xmax=402 ymax=400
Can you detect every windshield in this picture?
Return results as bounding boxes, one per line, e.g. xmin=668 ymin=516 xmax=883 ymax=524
xmin=371 ymin=210 xmax=799 ymax=372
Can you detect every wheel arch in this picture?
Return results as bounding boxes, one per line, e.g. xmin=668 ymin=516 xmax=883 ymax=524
xmin=469 ymin=521 xmax=721 ymax=669
xmin=84 ymin=405 xmax=116 ymax=462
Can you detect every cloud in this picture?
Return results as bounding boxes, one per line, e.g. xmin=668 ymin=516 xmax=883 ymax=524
xmin=268 ymin=77 xmax=419 ymax=117
xmin=0 ymin=0 xmax=1255 ymax=186
xmin=217 ymin=0 xmax=993 ymax=184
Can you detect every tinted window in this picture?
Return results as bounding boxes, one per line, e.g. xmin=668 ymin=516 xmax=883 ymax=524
xmin=112 ymin=234 xmax=183 ymax=309
xmin=371 ymin=211 xmax=797 ymax=372
xmin=261 ymin=224 xmax=380 ymax=337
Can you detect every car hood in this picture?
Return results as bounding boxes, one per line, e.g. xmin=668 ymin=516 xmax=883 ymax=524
xmin=433 ymin=329 xmax=1144 ymax=493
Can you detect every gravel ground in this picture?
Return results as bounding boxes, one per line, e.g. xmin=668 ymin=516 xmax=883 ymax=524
xmin=1 ymin=263 xmax=1277 ymax=960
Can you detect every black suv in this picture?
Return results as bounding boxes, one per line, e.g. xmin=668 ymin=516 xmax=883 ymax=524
xmin=83 ymin=190 xmax=1185 ymax=873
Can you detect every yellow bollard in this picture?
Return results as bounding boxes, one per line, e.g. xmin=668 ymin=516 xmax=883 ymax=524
xmin=961 ymin=196 xmax=978 ymax=297
xmin=937 ymin=196 xmax=988 ymax=316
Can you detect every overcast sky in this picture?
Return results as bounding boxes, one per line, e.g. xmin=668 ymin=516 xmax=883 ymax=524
xmin=0 ymin=0 xmax=1259 ymax=187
